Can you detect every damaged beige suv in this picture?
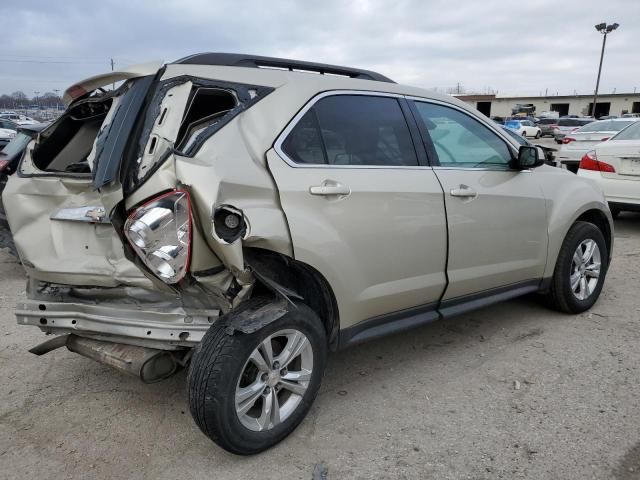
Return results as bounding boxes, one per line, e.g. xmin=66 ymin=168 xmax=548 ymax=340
xmin=4 ymin=53 xmax=613 ymax=454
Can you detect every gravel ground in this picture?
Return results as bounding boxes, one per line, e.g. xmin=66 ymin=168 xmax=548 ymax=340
xmin=1 ymin=213 xmax=639 ymax=480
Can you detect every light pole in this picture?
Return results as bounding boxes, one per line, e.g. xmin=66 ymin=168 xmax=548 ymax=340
xmin=53 ymin=89 xmax=60 ymax=112
xmin=591 ymin=22 xmax=619 ymax=118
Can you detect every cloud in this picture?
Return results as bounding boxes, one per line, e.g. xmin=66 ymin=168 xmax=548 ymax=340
xmin=0 ymin=0 xmax=637 ymax=96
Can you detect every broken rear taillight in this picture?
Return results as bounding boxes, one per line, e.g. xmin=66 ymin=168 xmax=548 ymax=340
xmin=124 ymin=190 xmax=192 ymax=284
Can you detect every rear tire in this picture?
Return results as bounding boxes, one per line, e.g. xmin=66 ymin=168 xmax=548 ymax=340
xmin=544 ymin=221 xmax=608 ymax=314
xmin=187 ymin=297 xmax=328 ymax=455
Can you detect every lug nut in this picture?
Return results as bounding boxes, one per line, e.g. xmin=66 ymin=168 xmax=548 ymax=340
xmin=263 ymin=387 xmax=270 ymax=395
xmin=280 ymin=368 xmax=287 ymax=376
xmin=261 ymin=373 xmax=268 ymax=382
xmin=273 ymin=361 xmax=280 ymax=369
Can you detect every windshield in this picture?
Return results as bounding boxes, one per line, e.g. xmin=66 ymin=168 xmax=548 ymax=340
xmin=0 ymin=132 xmax=32 ymax=158
xmin=578 ymin=120 xmax=634 ymax=133
xmin=612 ymin=121 xmax=640 ymax=140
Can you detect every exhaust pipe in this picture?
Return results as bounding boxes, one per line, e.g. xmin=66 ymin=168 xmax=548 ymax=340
xmin=30 ymin=334 xmax=179 ymax=383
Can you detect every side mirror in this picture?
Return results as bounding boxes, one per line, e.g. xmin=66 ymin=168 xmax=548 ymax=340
xmin=514 ymin=145 xmax=544 ymax=170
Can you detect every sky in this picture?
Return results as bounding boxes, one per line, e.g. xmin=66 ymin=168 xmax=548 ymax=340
xmin=1 ymin=0 xmax=639 ymax=98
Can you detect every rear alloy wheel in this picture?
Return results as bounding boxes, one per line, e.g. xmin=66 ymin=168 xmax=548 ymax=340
xmin=187 ymin=298 xmax=327 ymax=455
xmin=235 ymin=328 xmax=314 ymax=432
xmin=545 ymin=221 xmax=608 ymax=313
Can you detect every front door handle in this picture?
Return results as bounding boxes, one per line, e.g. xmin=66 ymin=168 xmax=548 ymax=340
xmin=450 ymin=185 xmax=477 ymax=198
xmin=309 ymin=181 xmax=351 ymax=196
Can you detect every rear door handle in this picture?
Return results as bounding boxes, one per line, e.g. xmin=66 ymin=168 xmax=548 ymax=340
xmin=309 ymin=182 xmax=351 ymax=196
xmin=450 ymin=186 xmax=477 ymax=198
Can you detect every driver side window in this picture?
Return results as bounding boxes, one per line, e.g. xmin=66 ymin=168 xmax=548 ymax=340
xmin=413 ymin=102 xmax=512 ymax=168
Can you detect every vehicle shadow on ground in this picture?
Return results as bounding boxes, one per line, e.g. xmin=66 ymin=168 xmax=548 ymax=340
xmin=9 ymin=213 xmax=636 ymax=462
xmin=614 ymin=212 xmax=640 ymax=236
xmin=43 ymin=294 xmax=554 ymax=414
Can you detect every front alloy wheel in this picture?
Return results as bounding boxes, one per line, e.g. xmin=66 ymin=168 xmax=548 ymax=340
xmin=545 ymin=221 xmax=608 ymax=313
xmin=570 ymin=239 xmax=601 ymax=300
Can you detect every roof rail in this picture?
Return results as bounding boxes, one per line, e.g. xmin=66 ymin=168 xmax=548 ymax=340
xmin=172 ymin=52 xmax=395 ymax=83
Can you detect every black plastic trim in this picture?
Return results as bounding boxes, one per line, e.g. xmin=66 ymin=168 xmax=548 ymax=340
xmin=609 ymin=201 xmax=640 ymax=213
xmin=399 ymin=98 xmax=430 ymax=167
xmin=438 ymin=279 xmax=541 ymax=318
xmin=339 ymin=302 xmax=440 ymax=347
xmin=172 ymin=52 xmax=395 ymax=83
xmin=339 ymin=279 xmax=542 ymax=349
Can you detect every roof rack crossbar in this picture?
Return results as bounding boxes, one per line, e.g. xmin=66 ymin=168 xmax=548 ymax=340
xmin=172 ymin=52 xmax=394 ymax=83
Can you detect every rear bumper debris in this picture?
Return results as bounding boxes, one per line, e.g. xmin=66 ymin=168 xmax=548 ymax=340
xmin=16 ymin=300 xmax=219 ymax=349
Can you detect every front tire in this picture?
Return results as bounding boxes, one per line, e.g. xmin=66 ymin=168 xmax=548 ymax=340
xmin=187 ymin=298 xmax=328 ymax=455
xmin=535 ymin=131 xmax=541 ymax=139
xmin=545 ymin=221 xmax=608 ymax=313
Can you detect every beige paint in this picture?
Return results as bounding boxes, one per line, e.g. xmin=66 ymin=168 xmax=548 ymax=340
xmin=267 ymin=149 xmax=448 ymax=325
xmin=434 ymin=168 xmax=548 ymax=299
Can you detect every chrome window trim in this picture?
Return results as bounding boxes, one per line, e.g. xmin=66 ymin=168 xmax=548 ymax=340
xmin=273 ymin=90 xmax=524 ymax=171
xmin=273 ymin=90 xmax=432 ymax=170
xmin=405 ymin=95 xmax=522 ymax=152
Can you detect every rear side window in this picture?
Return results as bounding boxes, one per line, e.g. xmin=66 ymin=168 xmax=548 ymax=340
xmin=579 ymin=120 xmax=633 ymax=133
xmin=612 ymin=122 xmax=640 ymax=140
xmin=282 ymin=95 xmax=418 ymax=166
xmin=559 ymin=119 xmax=593 ymax=127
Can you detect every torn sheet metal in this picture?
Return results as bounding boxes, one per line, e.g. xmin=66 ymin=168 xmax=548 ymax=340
xmin=224 ymin=297 xmax=290 ymax=335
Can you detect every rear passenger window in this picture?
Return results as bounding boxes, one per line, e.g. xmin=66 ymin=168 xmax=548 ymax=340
xmin=282 ymin=95 xmax=418 ymax=166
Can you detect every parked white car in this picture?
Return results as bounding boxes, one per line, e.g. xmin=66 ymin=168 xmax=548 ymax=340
xmin=0 ymin=113 xmax=38 ymax=125
xmin=0 ymin=127 xmax=17 ymax=148
xmin=558 ymin=118 xmax=640 ymax=173
xmin=578 ymin=120 xmax=640 ymax=216
xmin=504 ymin=119 xmax=541 ymax=138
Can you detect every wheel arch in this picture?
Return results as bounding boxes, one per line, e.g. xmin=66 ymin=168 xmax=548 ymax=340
xmin=545 ymin=201 xmax=614 ymax=281
xmin=244 ymin=247 xmax=340 ymax=350
xmin=575 ymin=208 xmax=613 ymax=259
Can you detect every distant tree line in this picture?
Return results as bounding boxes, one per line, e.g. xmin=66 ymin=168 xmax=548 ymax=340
xmin=0 ymin=91 xmax=63 ymax=109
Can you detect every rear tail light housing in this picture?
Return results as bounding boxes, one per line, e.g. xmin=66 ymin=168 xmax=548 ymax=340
xmin=562 ymin=137 xmax=576 ymax=144
xmin=579 ymin=150 xmax=615 ymax=173
xmin=0 ymin=159 xmax=9 ymax=172
xmin=124 ymin=190 xmax=192 ymax=284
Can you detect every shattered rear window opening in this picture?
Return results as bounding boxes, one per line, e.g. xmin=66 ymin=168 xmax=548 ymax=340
xmin=123 ymin=76 xmax=274 ymax=194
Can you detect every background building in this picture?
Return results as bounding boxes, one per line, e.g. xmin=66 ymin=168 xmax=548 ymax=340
xmin=454 ymin=92 xmax=640 ymax=118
